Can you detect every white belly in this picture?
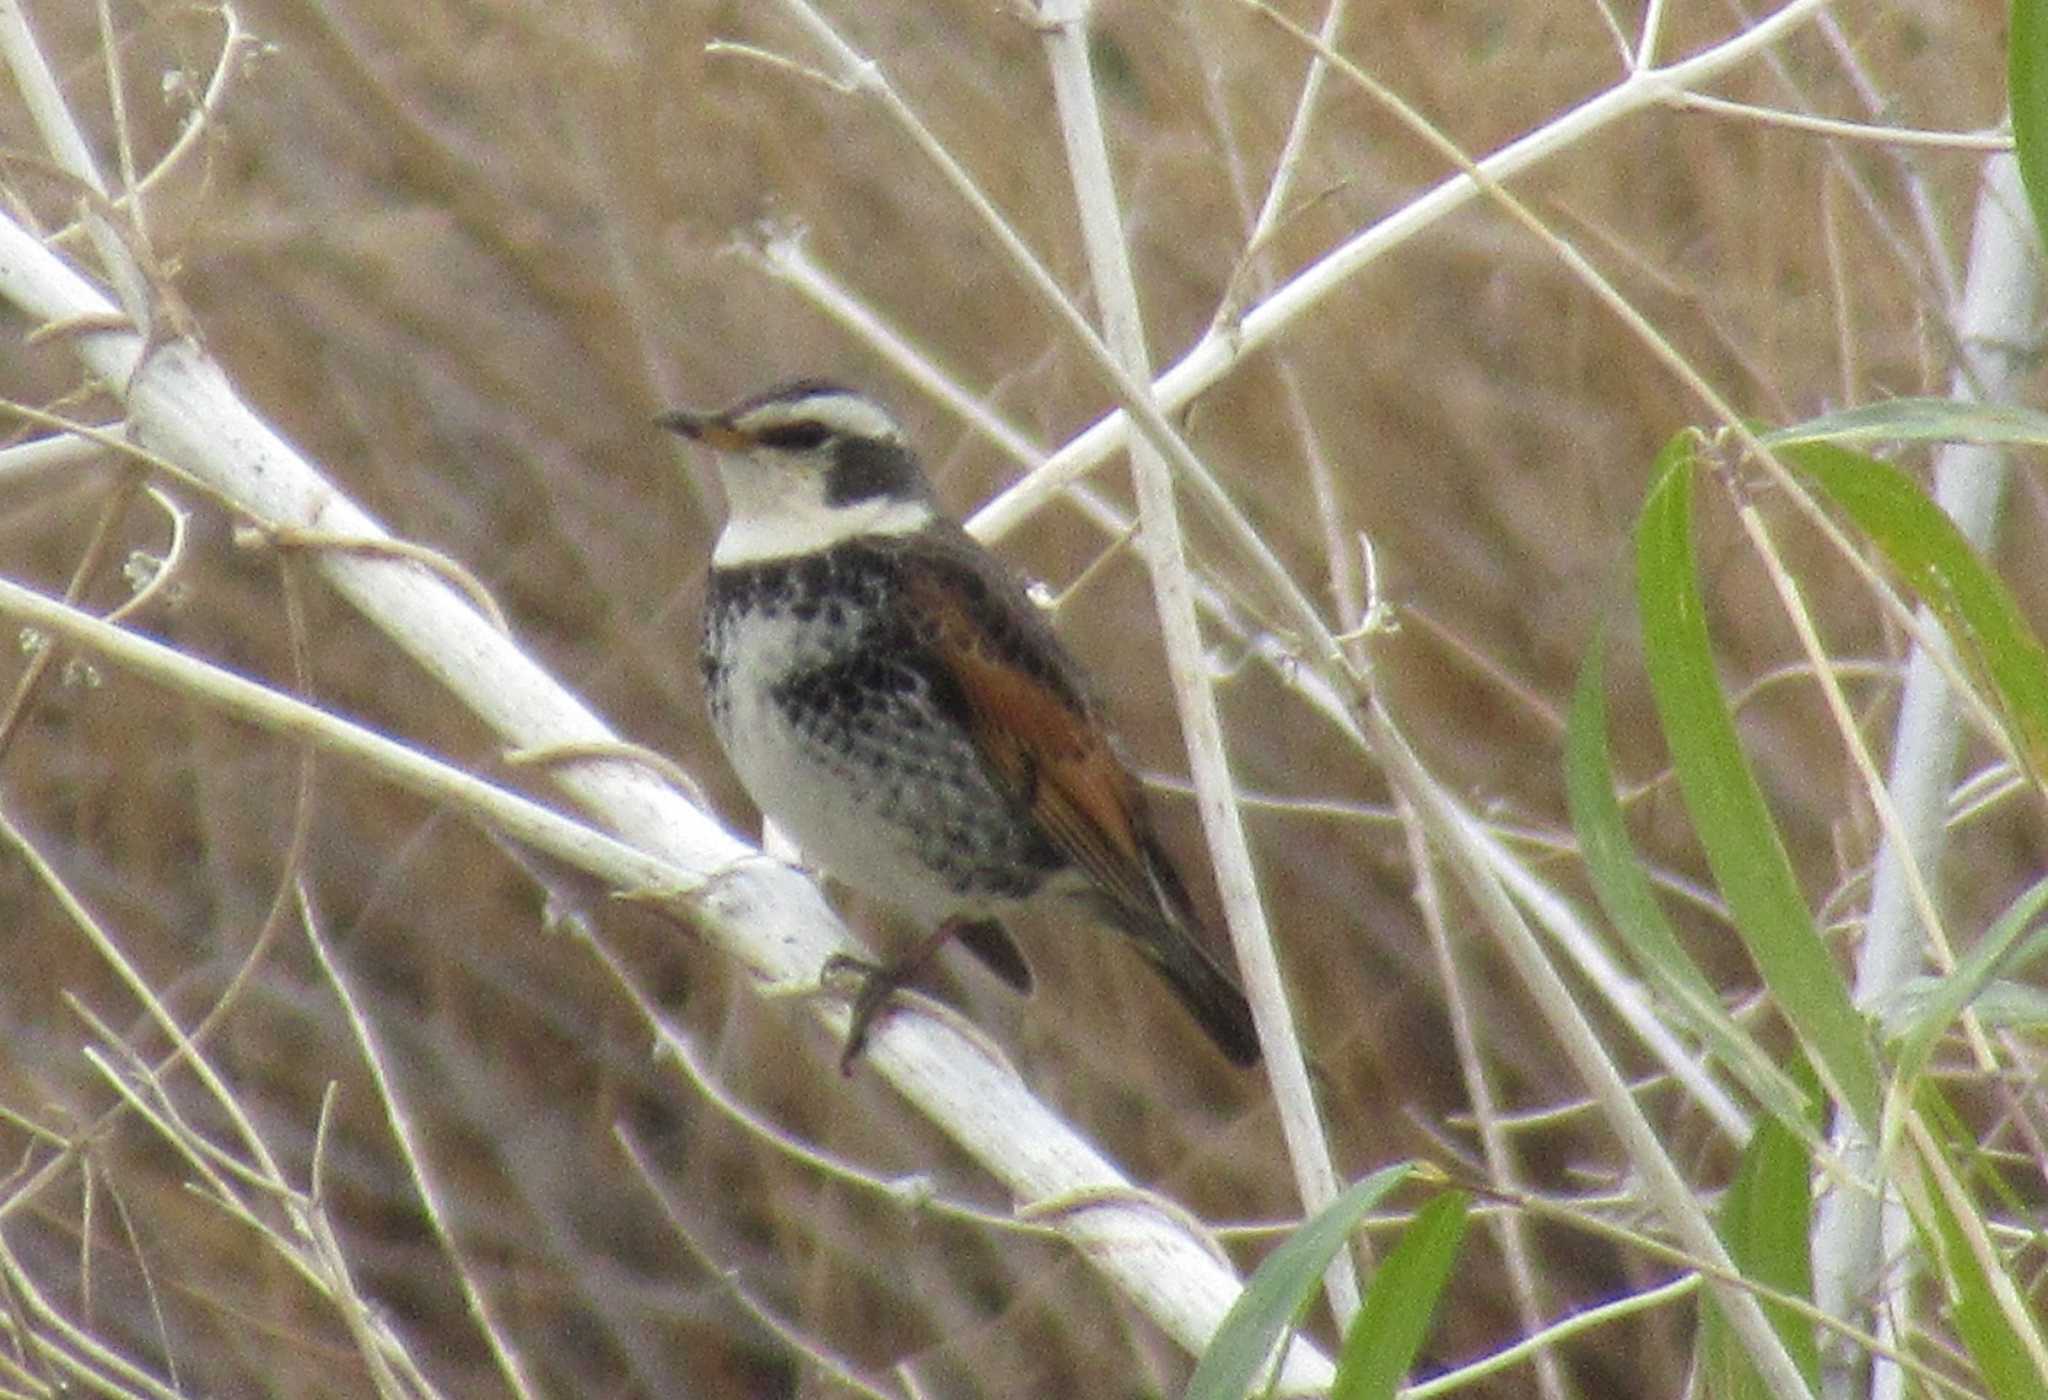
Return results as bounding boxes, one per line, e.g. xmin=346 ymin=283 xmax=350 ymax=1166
xmin=712 ymin=612 xmax=982 ymax=927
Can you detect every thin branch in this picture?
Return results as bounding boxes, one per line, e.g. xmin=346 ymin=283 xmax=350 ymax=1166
xmin=614 ymin=1129 xmax=906 ymax=1400
xmin=1405 ymin=802 xmax=1569 ymax=1400
xmin=1030 ymin=0 xmax=1355 ymax=1329
xmin=1670 ymin=92 xmax=2012 ymax=148
xmin=299 ymin=885 xmax=545 ymax=1400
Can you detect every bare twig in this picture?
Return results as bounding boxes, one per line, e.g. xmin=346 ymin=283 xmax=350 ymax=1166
xmin=300 ymin=885 xmax=545 ymax=1400
xmin=1030 ymin=0 xmax=1354 ymax=1328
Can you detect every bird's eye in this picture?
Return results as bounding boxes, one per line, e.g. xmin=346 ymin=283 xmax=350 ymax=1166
xmin=756 ymin=422 xmax=832 ymax=451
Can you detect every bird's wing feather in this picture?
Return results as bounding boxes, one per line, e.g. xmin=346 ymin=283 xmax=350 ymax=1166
xmin=890 ymin=528 xmax=1261 ymax=1067
xmin=894 ymin=534 xmax=1167 ymax=926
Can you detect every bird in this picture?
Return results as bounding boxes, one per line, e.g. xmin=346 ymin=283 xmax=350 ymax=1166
xmin=660 ymin=379 xmax=1260 ymax=1071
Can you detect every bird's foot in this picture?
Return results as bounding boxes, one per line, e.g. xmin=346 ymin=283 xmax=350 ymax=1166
xmin=821 ymin=915 xmax=980 ymax=1073
xmin=820 ymin=952 xmax=914 ymax=1075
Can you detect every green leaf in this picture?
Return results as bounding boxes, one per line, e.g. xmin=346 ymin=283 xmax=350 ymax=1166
xmin=2013 ymin=0 xmax=2048 ymax=252
xmin=1888 ymin=873 xmax=2048 ymax=1087
xmin=1187 ymin=1165 xmax=1412 ymax=1400
xmin=1762 ymin=398 xmax=2048 ymax=450
xmin=1635 ymin=434 xmax=1882 ymax=1130
xmin=1565 ymin=625 xmax=1816 ymax=1135
xmin=1967 ymin=976 xmax=2048 ymax=1028
xmin=1782 ymin=440 xmax=2048 ymax=780
xmin=1912 ymin=1085 xmax=2048 ymax=1400
xmin=1877 ymin=974 xmax=2048 ymax=1039
xmin=1330 ymin=1192 xmax=1469 ymax=1400
xmin=1697 ymin=1102 xmax=1819 ymax=1399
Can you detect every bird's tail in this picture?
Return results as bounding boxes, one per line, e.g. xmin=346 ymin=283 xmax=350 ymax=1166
xmin=1138 ymin=919 xmax=1261 ymax=1066
xmin=1109 ymin=849 xmax=1261 ymax=1066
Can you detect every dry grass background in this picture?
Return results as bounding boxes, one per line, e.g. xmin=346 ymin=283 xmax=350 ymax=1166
xmin=0 ymin=0 xmax=2031 ymax=1396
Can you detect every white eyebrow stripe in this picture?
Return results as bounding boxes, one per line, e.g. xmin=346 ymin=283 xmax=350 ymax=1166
xmin=736 ymin=392 xmax=903 ymax=444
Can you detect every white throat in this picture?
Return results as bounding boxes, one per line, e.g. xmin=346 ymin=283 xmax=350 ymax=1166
xmin=713 ymin=493 xmax=935 ymax=566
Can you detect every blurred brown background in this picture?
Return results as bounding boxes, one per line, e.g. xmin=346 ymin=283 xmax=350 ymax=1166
xmin=0 ymin=0 xmax=2029 ymax=1395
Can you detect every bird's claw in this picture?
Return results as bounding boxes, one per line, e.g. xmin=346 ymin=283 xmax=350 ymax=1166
xmin=821 ymin=953 xmax=910 ymax=1075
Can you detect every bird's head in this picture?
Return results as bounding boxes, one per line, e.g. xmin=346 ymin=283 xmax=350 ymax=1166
xmin=660 ymin=381 xmax=937 ymax=565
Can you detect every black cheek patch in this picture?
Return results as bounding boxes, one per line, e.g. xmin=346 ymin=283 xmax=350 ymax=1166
xmin=825 ymin=437 xmax=924 ymax=507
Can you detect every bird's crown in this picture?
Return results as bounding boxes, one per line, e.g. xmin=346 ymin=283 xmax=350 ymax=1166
xmin=716 ymin=380 xmax=906 ymax=450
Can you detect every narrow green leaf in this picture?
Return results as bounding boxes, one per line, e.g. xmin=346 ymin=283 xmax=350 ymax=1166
xmin=1763 ymin=398 xmax=2048 ymax=450
xmin=1966 ymin=976 xmax=2048 ymax=1028
xmin=1890 ymin=873 xmax=2048 ymax=1087
xmin=1919 ymin=1069 xmax=2038 ymax=1229
xmin=1635 ymin=435 xmax=1882 ymax=1129
xmin=1186 ymin=1165 xmax=1412 ymax=1400
xmin=2013 ymin=0 xmax=2048 ymax=252
xmin=1880 ymin=923 xmax=2048 ymax=1039
xmin=1784 ymin=440 xmax=2048 ymax=779
xmin=1565 ymin=625 xmax=1815 ymax=1134
xmin=1877 ymin=975 xmax=2048 ymax=1040
xmin=1913 ymin=1085 xmax=2048 ymax=1400
xmin=1697 ymin=1101 xmax=1820 ymax=1399
xmin=1330 ymin=1192 xmax=1469 ymax=1400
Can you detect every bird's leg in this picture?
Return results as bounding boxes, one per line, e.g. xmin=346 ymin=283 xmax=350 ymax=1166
xmin=822 ymin=916 xmax=970 ymax=1073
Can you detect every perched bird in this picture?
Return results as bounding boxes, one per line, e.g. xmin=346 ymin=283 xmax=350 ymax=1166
xmin=661 ymin=380 xmax=1260 ymax=1070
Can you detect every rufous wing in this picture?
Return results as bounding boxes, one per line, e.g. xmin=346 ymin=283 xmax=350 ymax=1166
xmin=900 ymin=554 xmax=1161 ymax=923
xmin=897 ymin=540 xmax=1261 ymax=1065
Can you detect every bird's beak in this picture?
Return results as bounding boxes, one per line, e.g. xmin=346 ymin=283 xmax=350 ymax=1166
xmin=657 ymin=409 xmax=751 ymax=452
